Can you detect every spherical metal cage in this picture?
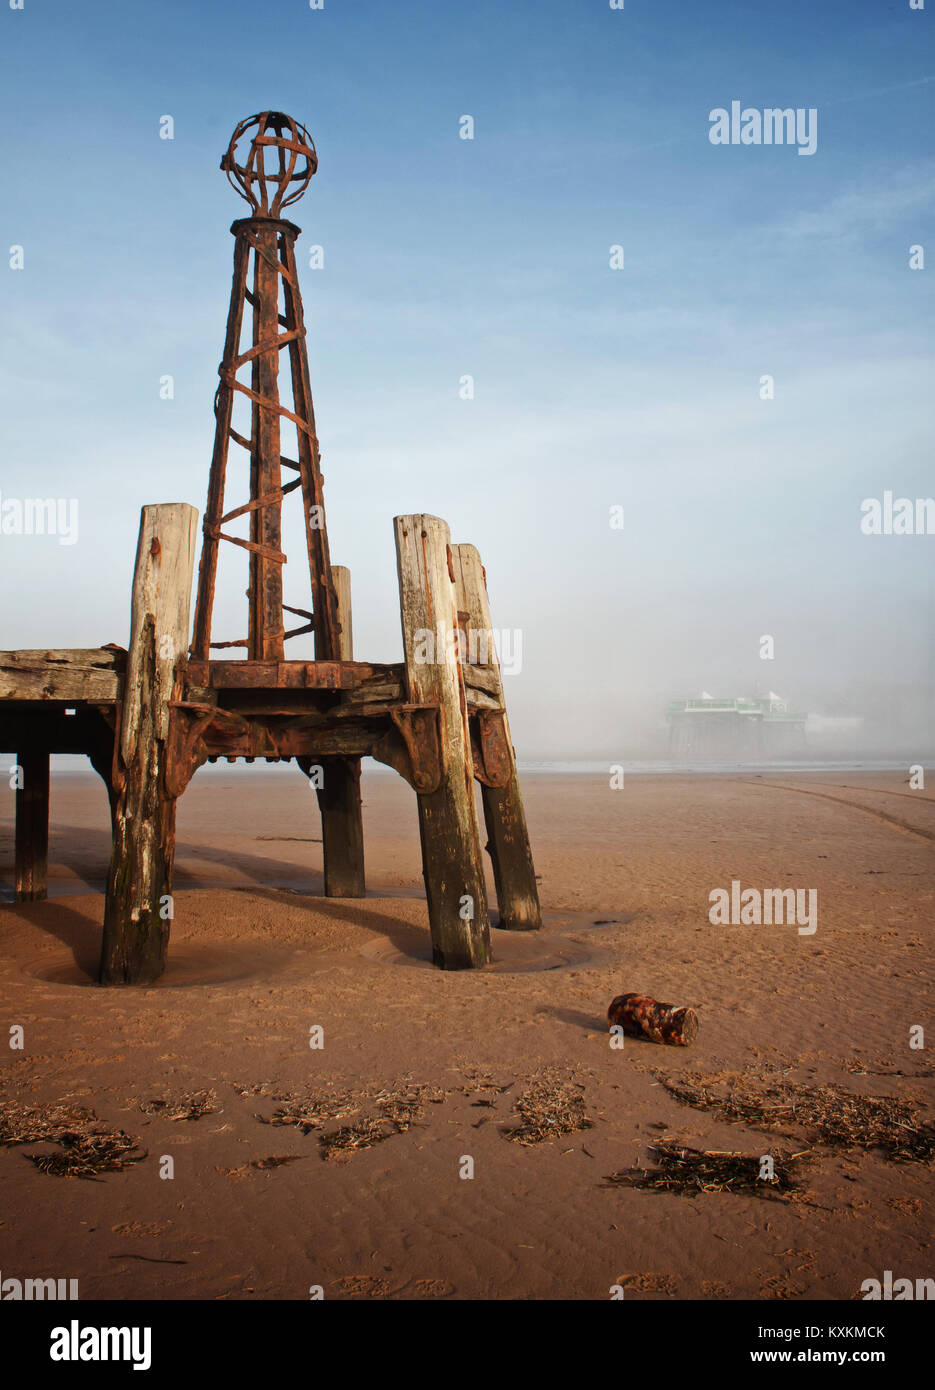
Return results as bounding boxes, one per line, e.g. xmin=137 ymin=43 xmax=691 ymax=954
xmin=220 ymin=111 xmax=317 ymax=217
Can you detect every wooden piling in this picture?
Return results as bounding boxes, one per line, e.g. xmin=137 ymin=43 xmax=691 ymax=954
xmin=311 ymin=564 xmax=365 ymax=897
xmin=332 ymin=565 xmax=353 ymax=660
xmin=452 ymin=544 xmax=541 ymax=930
xmin=14 ymin=749 xmax=49 ymax=902
xmin=395 ymin=515 xmax=491 ymax=969
xmin=100 ymin=504 xmax=198 ymax=985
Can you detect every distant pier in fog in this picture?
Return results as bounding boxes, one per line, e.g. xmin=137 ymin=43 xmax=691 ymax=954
xmin=667 ymin=693 xmax=807 ymax=759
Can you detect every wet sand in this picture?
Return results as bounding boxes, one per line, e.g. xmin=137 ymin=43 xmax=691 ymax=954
xmin=0 ymin=768 xmax=932 ymax=1300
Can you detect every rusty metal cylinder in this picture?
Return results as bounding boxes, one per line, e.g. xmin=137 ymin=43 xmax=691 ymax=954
xmin=607 ymin=993 xmax=698 ymax=1046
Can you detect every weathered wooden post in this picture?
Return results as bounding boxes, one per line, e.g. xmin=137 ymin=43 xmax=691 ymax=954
xmin=395 ymin=515 xmax=491 ymax=969
xmin=99 ymin=504 xmax=198 ymax=985
xmin=309 ymin=564 xmax=366 ymax=896
xmin=452 ymin=543 xmax=541 ymax=931
xmin=14 ymin=749 xmax=49 ymax=901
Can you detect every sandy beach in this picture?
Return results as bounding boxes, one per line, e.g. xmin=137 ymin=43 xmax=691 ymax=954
xmin=0 ymin=767 xmax=932 ymax=1301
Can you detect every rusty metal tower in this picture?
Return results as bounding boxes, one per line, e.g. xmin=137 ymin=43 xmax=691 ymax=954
xmin=191 ymin=110 xmax=341 ymax=664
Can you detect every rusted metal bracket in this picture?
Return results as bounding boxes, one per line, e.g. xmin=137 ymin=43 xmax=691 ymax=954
xmin=164 ymin=700 xmax=250 ymax=798
xmin=471 ymin=708 xmax=511 ymax=788
xmin=384 ymin=704 xmax=443 ymax=794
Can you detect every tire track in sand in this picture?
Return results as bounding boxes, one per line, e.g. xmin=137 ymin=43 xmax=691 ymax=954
xmin=740 ymin=780 xmax=935 ymax=844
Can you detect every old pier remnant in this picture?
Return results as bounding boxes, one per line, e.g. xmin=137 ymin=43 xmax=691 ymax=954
xmin=0 ymin=111 xmax=540 ymax=981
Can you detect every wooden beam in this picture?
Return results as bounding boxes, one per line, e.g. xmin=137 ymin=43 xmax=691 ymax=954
xmin=452 ymin=543 xmax=541 ymax=931
xmin=14 ymin=749 xmax=49 ymax=901
xmin=199 ymin=718 xmax=387 ymax=760
xmin=395 ymin=515 xmax=491 ymax=969
xmin=309 ymin=564 xmax=366 ymax=897
xmin=100 ymin=504 xmax=199 ymax=985
xmin=460 ymin=662 xmax=501 ymax=697
xmin=184 ymin=658 xmax=377 ymax=690
xmin=0 ymin=649 xmax=124 ymax=703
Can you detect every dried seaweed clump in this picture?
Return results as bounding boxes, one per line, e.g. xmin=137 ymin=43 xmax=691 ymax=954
xmin=373 ymin=1082 xmax=447 ymax=1132
xmin=661 ymin=1072 xmax=935 ymax=1163
xmin=502 ymin=1072 xmax=593 ymax=1146
xmin=262 ymin=1087 xmax=360 ymax=1135
xmin=603 ymin=1142 xmax=807 ymax=1200
xmin=319 ymin=1118 xmax=390 ymax=1162
xmin=0 ymin=1096 xmax=146 ymax=1179
xmin=231 ymin=1081 xmax=279 ymax=1098
xmin=27 ymin=1130 xmax=146 ymax=1179
xmin=139 ymin=1089 xmax=220 ymax=1122
xmin=317 ymin=1081 xmax=448 ymax=1161
xmin=0 ymin=1099 xmax=96 ymax=1147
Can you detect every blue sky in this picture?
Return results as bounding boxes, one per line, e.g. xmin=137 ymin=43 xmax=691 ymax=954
xmin=1 ymin=0 xmax=933 ymax=756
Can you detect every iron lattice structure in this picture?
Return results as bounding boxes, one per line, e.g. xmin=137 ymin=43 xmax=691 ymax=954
xmin=191 ymin=110 xmax=340 ymax=664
